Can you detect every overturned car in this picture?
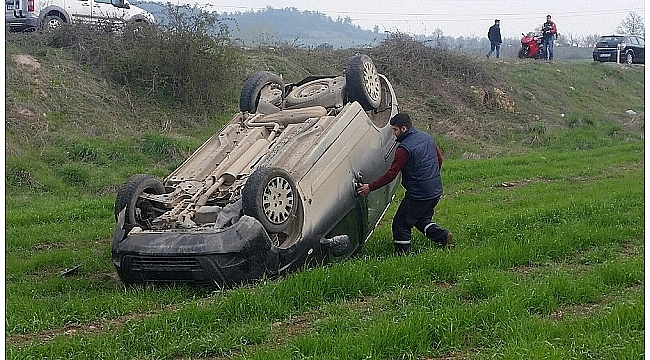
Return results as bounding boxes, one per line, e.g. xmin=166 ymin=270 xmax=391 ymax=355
xmin=112 ymin=54 xmax=401 ymax=286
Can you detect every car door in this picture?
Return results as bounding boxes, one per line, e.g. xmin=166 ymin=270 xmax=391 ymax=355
xmin=92 ymin=0 xmax=126 ymax=27
xmin=67 ymin=0 xmax=93 ymax=24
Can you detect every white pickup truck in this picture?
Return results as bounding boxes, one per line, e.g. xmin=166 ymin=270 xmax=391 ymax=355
xmin=5 ymin=0 xmax=154 ymax=31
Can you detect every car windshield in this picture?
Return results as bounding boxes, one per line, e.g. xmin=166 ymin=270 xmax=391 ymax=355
xmin=599 ymin=36 xmax=623 ymax=43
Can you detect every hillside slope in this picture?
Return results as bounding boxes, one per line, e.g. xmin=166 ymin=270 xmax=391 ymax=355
xmin=5 ymin=32 xmax=644 ymax=194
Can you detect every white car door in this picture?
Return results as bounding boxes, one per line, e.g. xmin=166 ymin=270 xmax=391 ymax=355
xmin=67 ymin=0 xmax=93 ymax=24
xmin=92 ymin=0 xmax=127 ymax=26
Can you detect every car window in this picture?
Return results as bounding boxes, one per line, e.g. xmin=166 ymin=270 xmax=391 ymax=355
xmin=600 ymin=36 xmax=623 ymax=43
xmin=636 ymin=37 xmax=645 ymax=46
xmin=627 ymin=37 xmax=639 ymax=45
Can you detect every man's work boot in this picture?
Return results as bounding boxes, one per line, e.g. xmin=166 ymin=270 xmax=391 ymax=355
xmin=394 ymin=240 xmax=411 ymax=255
xmin=441 ymin=232 xmax=454 ymax=248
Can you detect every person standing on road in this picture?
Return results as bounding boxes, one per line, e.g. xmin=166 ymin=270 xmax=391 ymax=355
xmin=486 ymin=19 xmax=502 ymax=59
xmin=356 ymin=112 xmax=453 ymax=255
xmin=541 ymin=14 xmax=558 ymax=60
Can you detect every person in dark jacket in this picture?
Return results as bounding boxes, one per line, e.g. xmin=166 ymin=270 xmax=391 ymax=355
xmin=486 ymin=19 xmax=502 ymax=58
xmin=357 ymin=112 xmax=453 ymax=254
xmin=541 ymin=15 xmax=558 ymax=60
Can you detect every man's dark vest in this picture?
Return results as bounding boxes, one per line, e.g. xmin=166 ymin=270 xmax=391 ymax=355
xmin=397 ymin=127 xmax=443 ymax=200
xmin=542 ymin=21 xmax=555 ymax=41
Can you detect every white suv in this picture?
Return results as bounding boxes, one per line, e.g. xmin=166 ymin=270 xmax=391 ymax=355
xmin=6 ymin=0 xmax=154 ymax=32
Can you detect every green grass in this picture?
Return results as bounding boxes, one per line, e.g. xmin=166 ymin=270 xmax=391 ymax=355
xmin=6 ymin=141 xmax=643 ymax=359
xmin=5 ymin=32 xmax=644 ymax=359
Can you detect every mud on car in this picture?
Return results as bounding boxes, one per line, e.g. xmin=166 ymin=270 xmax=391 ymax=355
xmin=112 ymin=54 xmax=402 ymax=286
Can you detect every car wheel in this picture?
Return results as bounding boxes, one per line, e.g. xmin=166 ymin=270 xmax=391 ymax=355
xmin=115 ymin=174 xmax=165 ymax=229
xmin=625 ymin=51 xmax=634 ymax=64
xmin=284 ymin=77 xmax=340 ymax=106
xmin=42 ymin=14 xmax=64 ymax=30
xmin=239 ymin=71 xmax=284 ymax=113
xmin=242 ymin=167 xmax=298 ymax=234
xmin=345 ymin=54 xmax=382 ymax=111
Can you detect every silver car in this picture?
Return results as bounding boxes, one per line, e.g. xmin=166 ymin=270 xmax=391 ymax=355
xmin=112 ymin=54 xmax=401 ymax=286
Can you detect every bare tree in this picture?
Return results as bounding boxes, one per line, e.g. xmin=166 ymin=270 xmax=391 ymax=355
xmin=558 ymin=32 xmax=579 ymax=47
xmin=581 ymin=34 xmax=601 ymax=48
xmin=431 ymin=28 xmax=446 ymax=48
xmin=616 ymin=12 xmax=645 ymax=36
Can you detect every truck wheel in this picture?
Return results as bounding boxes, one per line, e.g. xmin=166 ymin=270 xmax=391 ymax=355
xmin=242 ymin=167 xmax=298 ymax=234
xmin=345 ymin=54 xmax=382 ymax=111
xmin=43 ymin=14 xmax=64 ymax=30
xmin=625 ymin=51 xmax=634 ymax=64
xmin=239 ymin=71 xmax=284 ymax=113
xmin=115 ymin=174 xmax=165 ymax=229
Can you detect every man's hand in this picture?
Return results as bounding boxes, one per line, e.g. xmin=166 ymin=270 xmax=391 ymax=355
xmin=357 ymin=183 xmax=370 ymax=196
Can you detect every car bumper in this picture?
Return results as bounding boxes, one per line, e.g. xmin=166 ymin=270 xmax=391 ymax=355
xmin=6 ymin=15 xmax=39 ymax=31
xmin=593 ymin=50 xmax=621 ymax=62
xmin=112 ymin=216 xmax=279 ymax=286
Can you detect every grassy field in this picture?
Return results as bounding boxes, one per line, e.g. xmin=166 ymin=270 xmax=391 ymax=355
xmin=5 ymin=28 xmax=644 ymax=359
xmin=6 ymin=139 xmax=644 ymax=358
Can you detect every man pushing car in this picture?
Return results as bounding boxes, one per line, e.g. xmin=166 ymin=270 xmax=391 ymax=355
xmin=357 ymin=112 xmax=453 ymax=254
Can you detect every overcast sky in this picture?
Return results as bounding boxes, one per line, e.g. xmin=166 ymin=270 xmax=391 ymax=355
xmin=177 ymin=0 xmax=645 ymax=39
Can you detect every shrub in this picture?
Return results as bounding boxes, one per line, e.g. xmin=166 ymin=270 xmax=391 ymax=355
xmin=35 ymin=4 xmax=244 ymax=115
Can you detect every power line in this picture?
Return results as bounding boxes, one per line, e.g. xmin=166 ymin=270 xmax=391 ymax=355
xmin=348 ymin=9 xmax=645 ymax=22
xmin=207 ymin=4 xmax=643 ymax=19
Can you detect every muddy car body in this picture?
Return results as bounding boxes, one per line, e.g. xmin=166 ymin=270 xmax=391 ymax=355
xmin=112 ymin=55 xmax=401 ymax=286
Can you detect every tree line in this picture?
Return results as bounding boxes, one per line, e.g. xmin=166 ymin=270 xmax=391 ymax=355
xmin=135 ymin=3 xmax=644 ymax=52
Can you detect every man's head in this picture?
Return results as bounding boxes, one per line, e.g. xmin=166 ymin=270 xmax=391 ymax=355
xmin=495 ymin=19 xmax=500 ymax=26
xmin=390 ymin=112 xmax=412 ymax=138
xmin=546 ymin=15 xmax=552 ymax=21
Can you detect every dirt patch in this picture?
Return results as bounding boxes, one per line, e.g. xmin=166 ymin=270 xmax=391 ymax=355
xmin=6 ymin=311 xmax=151 ymax=347
xmin=420 ymin=354 xmax=470 ymax=360
xmin=470 ymin=86 xmax=515 ymax=113
xmin=436 ymin=281 xmax=455 ymax=290
xmin=12 ymin=54 xmax=41 ymax=70
xmin=12 ymin=104 xmax=38 ymax=118
xmin=90 ymin=272 xmax=122 ymax=285
xmin=271 ymin=313 xmax=313 ymax=343
xmin=32 ymin=242 xmax=67 ymax=251
xmin=499 ymin=179 xmax=532 ymax=188
xmin=547 ymin=283 xmax=643 ymax=323
xmin=99 ymin=184 xmax=120 ymax=196
xmin=548 ymin=303 xmax=600 ymax=321
xmin=619 ymin=241 xmax=641 ymax=257
xmin=345 ymin=296 xmax=376 ymax=312
xmin=512 ymin=264 xmax=536 ymax=276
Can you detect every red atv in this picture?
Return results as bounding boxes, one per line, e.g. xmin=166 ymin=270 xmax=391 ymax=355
xmin=518 ymin=32 xmax=547 ymax=59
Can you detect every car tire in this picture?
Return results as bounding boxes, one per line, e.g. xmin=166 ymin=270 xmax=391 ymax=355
xmin=115 ymin=174 xmax=165 ymax=229
xmin=625 ymin=51 xmax=634 ymax=64
xmin=42 ymin=14 xmax=64 ymax=30
xmin=239 ymin=71 xmax=284 ymax=113
xmin=517 ymin=47 xmax=526 ymax=59
xmin=284 ymin=77 xmax=340 ymax=106
xmin=345 ymin=54 xmax=382 ymax=111
xmin=242 ymin=167 xmax=298 ymax=234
